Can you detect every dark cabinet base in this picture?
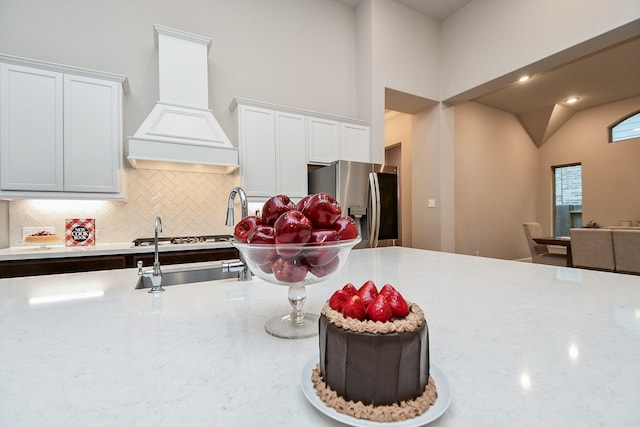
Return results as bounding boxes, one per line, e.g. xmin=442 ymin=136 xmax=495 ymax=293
xmin=0 ymin=247 xmax=239 ymax=279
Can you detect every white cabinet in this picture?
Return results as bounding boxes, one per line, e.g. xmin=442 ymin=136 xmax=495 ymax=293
xmin=341 ymin=122 xmax=371 ymax=163
xmin=0 ymin=56 xmax=127 ymax=199
xmin=233 ymin=99 xmax=307 ymax=200
xmin=307 ymin=117 xmax=371 ymax=165
xmin=231 ymin=97 xmax=371 ymax=200
xmin=63 ymin=74 xmax=121 ymax=193
xmin=307 ymin=116 xmax=340 ymax=165
xmin=237 ymin=104 xmax=277 ymax=198
xmin=275 ymin=111 xmax=307 ymax=197
xmin=0 ymin=65 xmax=64 ymax=191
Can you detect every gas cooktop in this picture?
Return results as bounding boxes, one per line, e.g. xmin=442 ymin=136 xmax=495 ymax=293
xmin=132 ymin=235 xmax=233 ymax=247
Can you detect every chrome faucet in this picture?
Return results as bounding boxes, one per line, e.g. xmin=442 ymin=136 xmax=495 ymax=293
xmin=225 ymin=186 xmax=248 ymax=226
xmin=137 ymin=216 xmax=165 ymax=293
xmin=224 ymin=187 xmax=251 ymax=281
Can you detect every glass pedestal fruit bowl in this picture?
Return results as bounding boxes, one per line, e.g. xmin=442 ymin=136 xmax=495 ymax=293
xmin=233 ymin=237 xmax=361 ymax=339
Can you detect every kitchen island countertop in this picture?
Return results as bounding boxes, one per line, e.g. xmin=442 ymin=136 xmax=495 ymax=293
xmin=1 ymin=247 xmax=639 ymax=426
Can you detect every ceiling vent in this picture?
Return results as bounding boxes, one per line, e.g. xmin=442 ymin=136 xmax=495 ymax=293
xmin=127 ymin=24 xmax=238 ymax=174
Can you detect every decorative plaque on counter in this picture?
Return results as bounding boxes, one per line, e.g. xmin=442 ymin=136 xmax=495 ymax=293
xmin=65 ymin=218 xmax=96 ymax=246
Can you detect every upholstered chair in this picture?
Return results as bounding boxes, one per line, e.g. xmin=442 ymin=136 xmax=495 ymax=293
xmin=523 ymin=222 xmax=568 ymax=266
xmin=612 ymin=230 xmax=640 ymax=274
xmin=569 ymin=228 xmax=615 ymax=271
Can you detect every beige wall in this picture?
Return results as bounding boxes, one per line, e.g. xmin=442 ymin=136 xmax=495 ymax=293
xmin=383 ymin=107 xmax=445 ymax=252
xmin=537 ymin=96 xmax=640 ymax=232
xmin=455 ymin=102 xmax=538 ymax=259
xmin=452 ymin=96 xmax=640 ymax=260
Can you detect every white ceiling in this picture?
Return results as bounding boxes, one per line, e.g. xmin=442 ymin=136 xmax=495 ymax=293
xmin=334 ymin=0 xmax=472 ymax=21
xmin=393 ymin=0 xmax=472 ymax=21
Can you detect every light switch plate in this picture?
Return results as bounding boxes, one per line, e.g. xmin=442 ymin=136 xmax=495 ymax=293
xmin=428 ymin=199 xmax=436 ymax=208
xmin=22 ymin=226 xmax=55 ymax=240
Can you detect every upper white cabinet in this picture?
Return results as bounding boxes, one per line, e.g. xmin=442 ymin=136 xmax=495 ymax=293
xmin=340 ymin=122 xmax=371 ymax=163
xmin=63 ymin=74 xmax=121 ymax=193
xmin=275 ymin=111 xmax=307 ymax=197
xmin=307 ymin=116 xmax=340 ymax=165
xmin=232 ymin=99 xmax=307 ymax=200
xmin=0 ymin=55 xmax=128 ymax=200
xmin=0 ymin=65 xmax=64 ymax=192
xmin=231 ymin=97 xmax=371 ymax=201
xmin=307 ymin=116 xmax=370 ymax=165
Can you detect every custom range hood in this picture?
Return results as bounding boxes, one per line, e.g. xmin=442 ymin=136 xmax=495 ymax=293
xmin=128 ymin=24 xmax=238 ymax=174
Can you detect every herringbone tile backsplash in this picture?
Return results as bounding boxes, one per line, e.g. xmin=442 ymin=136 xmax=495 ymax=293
xmin=8 ymin=168 xmax=241 ymax=246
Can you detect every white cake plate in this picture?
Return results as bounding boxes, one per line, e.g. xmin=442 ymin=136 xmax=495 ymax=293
xmin=300 ymin=356 xmax=452 ymax=427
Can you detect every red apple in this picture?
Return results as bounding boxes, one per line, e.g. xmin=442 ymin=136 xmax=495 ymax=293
xmin=246 ymin=225 xmax=277 ymax=264
xmin=333 ymin=216 xmax=359 ymax=240
xmin=296 ymin=195 xmax=312 ymax=211
xmin=258 ymin=260 xmax=274 ymax=274
xmin=274 ymin=210 xmax=313 ymax=257
xmin=233 ymin=215 xmax=261 ymax=243
xmin=310 ymin=254 xmax=340 ymax=278
xmin=272 ymin=257 xmax=308 ymax=283
xmin=262 ymin=195 xmax=295 ymax=226
xmin=305 ymin=228 xmax=339 ymax=266
xmin=274 ymin=211 xmax=313 ymax=243
xmin=301 ymin=193 xmax=342 ymax=228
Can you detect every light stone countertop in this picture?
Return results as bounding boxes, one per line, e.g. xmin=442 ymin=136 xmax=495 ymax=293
xmin=1 ymin=247 xmax=639 ymax=426
xmin=0 ymin=241 xmax=234 ymax=261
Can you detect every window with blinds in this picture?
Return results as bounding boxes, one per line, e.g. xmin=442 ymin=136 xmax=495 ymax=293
xmin=609 ymin=110 xmax=640 ymax=143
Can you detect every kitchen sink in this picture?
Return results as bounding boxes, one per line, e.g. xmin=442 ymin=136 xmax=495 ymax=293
xmin=135 ymin=261 xmax=241 ymax=290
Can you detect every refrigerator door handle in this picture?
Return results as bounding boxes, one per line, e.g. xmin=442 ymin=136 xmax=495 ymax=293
xmin=368 ymin=172 xmax=381 ymax=248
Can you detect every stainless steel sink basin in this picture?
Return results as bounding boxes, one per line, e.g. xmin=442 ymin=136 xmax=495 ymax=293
xmin=135 ymin=262 xmax=240 ymax=290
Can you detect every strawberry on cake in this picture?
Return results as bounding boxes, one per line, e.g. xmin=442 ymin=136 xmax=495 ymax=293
xmin=313 ymin=281 xmax=437 ymax=422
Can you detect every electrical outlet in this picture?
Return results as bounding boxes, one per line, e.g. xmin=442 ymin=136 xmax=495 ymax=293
xmin=427 ymin=199 xmax=436 ymax=208
xmin=22 ymin=226 xmax=55 ymax=240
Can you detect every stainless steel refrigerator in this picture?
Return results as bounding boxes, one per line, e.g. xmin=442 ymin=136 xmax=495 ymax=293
xmin=308 ymin=160 xmax=399 ymax=248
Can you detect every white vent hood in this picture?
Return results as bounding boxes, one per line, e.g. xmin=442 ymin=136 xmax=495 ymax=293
xmin=128 ymin=24 xmax=238 ymax=174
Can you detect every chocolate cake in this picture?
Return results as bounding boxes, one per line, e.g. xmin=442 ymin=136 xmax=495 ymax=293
xmin=314 ymin=301 xmax=436 ymax=422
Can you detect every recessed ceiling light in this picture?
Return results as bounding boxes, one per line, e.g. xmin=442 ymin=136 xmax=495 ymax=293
xmin=518 ymin=75 xmax=530 ymax=83
xmin=565 ymin=97 xmax=579 ymax=104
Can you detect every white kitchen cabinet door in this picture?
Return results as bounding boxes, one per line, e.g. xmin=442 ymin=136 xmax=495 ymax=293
xmin=238 ymin=105 xmax=277 ymax=198
xmin=275 ymin=111 xmax=307 ymax=198
xmin=63 ymin=74 xmax=121 ymax=193
xmin=341 ymin=122 xmax=371 ymax=163
xmin=0 ymin=64 xmax=64 ymax=191
xmin=307 ymin=116 xmax=340 ymax=165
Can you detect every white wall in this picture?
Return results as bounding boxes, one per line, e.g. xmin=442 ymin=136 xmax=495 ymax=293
xmin=440 ymin=0 xmax=640 ymax=99
xmin=367 ymin=0 xmax=440 ymax=162
xmin=0 ymin=0 xmax=361 ymax=146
